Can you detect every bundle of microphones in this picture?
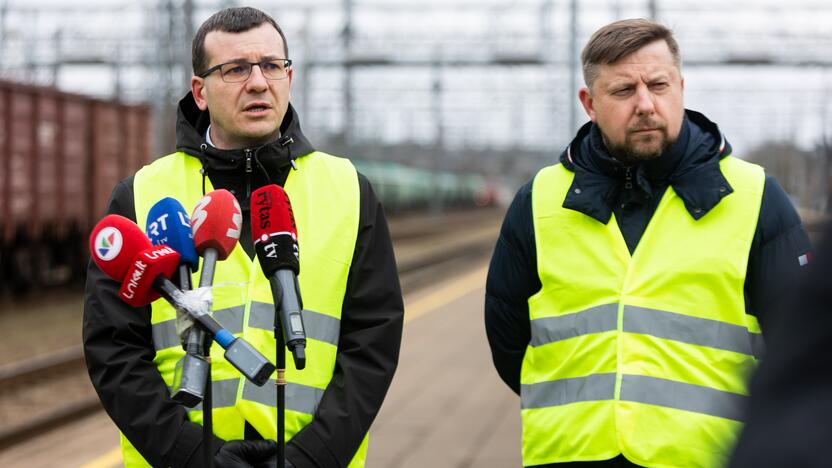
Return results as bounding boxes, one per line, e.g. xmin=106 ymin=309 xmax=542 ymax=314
xmin=89 ymin=184 xmax=307 ymax=407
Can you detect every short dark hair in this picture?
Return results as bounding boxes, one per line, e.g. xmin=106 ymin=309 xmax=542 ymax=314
xmin=581 ymin=18 xmax=681 ymax=88
xmin=192 ymin=7 xmax=289 ymax=75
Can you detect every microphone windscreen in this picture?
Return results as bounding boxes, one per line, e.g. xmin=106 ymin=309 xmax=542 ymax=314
xmin=250 ymin=184 xmax=299 ymax=276
xmin=251 ymin=184 xmax=298 ymax=241
xmin=90 ymin=214 xmax=153 ymax=281
xmin=118 ymin=245 xmax=181 ymax=307
xmin=191 ymin=189 xmax=242 ymax=260
xmin=146 ymin=197 xmax=200 ymax=270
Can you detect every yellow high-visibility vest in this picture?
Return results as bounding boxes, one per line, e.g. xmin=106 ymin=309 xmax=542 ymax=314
xmin=523 ymin=156 xmax=765 ymax=468
xmin=122 ymin=150 xmax=367 ymax=467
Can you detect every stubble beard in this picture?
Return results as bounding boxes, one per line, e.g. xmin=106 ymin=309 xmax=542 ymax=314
xmin=602 ymin=122 xmax=675 ymax=166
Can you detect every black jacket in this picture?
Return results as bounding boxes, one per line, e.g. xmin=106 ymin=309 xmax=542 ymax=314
xmin=484 ymin=110 xmax=812 ymax=468
xmin=83 ymin=93 xmax=404 ymax=467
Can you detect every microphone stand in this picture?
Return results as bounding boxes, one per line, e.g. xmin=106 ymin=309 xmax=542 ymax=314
xmin=198 ymin=249 xmax=219 ymax=468
xmin=202 ymin=334 xmax=213 ymax=468
xmin=268 ymin=272 xmax=306 ymax=468
xmin=176 ymin=266 xmax=213 ymax=468
xmin=274 ymin=301 xmax=286 ymax=468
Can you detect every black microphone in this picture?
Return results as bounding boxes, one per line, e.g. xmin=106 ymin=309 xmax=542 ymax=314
xmin=251 ymin=185 xmax=306 ymax=370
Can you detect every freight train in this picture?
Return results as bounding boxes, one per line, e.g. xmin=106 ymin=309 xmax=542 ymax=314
xmin=0 ymin=80 xmax=153 ymax=294
xmin=0 ymin=80 xmax=493 ymax=294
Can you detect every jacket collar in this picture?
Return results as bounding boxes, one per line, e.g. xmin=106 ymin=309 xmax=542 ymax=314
xmin=174 ymin=92 xmax=316 ymax=176
xmin=560 ymin=109 xmax=734 ymax=223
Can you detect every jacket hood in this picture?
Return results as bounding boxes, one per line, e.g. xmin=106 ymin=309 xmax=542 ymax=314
xmin=174 ymin=91 xmax=316 ymax=175
xmin=560 ymin=109 xmax=735 ymax=222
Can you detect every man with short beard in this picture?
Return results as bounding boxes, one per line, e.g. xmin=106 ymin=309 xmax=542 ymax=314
xmin=485 ymin=18 xmax=811 ymax=468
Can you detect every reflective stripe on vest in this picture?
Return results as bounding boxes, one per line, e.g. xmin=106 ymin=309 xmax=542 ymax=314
xmin=172 ymin=378 xmax=326 ymax=416
xmin=529 ymin=304 xmax=764 ymax=358
xmin=119 ymin=151 xmax=369 ymax=468
xmin=522 ymin=156 xmax=765 ymax=468
xmin=152 ymin=305 xmax=340 ymax=352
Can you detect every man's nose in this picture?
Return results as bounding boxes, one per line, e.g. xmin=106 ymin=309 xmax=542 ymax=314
xmin=634 ymin=86 xmax=656 ymax=115
xmin=245 ymin=64 xmax=269 ymax=91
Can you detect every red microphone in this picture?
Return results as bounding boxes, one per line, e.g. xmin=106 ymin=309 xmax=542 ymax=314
xmin=191 ymin=189 xmax=242 ymax=263
xmin=251 ymin=185 xmax=306 ymax=369
xmin=90 ymin=214 xmax=153 ymax=282
xmin=191 ymin=189 xmax=241 ymax=289
xmin=251 ymin=185 xmax=298 ymax=275
xmin=89 ymin=215 xmax=181 ymax=307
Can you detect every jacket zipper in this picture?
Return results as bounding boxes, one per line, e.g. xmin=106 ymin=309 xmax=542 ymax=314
xmin=245 ymin=149 xmax=253 ymax=198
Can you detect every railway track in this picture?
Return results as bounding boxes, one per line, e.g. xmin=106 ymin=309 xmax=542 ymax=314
xmin=0 ymin=346 xmax=93 ymax=450
xmin=0 ymin=207 xmax=503 ymax=451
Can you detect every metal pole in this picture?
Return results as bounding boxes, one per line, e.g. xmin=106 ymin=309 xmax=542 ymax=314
xmin=203 ymin=359 xmax=213 ymax=468
xmin=198 ymin=249 xmax=218 ymax=468
xmin=268 ymin=274 xmax=288 ymax=468
xmin=298 ymin=7 xmax=312 ymax=121
xmin=162 ymin=0 xmax=176 ymax=151
xmin=822 ymin=68 xmax=831 ymax=213
xmin=52 ymin=29 xmax=62 ymax=86
xmin=0 ymin=0 xmax=7 ymax=68
xmin=148 ymin=0 xmax=167 ymax=156
xmin=342 ymin=0 xmax=353 ymax=141
xmin=540 ymin=0 xmax=556 ymax=147
xmin=24 ymin=10 xmax=37 ymax=81
xmin=183 ymin=0 xmax=194 ymax=86
xmin=568 ymin=0 xmax=578 ymax=137
xmin=113 ymin=43 xmax=122 ymax=100
xmin=277 ymin=328 xmax=286 ymax=468
xmin=431 ymin=53 xmax=443 ymax=215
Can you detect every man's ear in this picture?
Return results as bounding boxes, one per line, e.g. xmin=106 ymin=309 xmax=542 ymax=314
xmin=578 ymin=87 xmax=596 ymax=122
xmin=191 ymin=77 xmax=208 ymax=111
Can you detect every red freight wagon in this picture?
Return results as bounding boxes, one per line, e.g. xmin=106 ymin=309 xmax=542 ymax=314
xmin=91 ymin=101 xmax=124 ymax=224
xmin=0 ymin=79 xmax=154 ymax=293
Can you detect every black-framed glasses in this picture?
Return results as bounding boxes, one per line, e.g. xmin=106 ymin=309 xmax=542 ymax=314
xmin=198 ymin=59 xmax=293 ymax=83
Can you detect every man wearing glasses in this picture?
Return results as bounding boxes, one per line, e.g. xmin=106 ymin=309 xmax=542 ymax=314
xmin=84 ymin=7 xmax=403 ymax=468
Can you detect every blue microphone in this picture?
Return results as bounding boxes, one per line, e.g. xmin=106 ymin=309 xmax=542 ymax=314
xmin=147 ymin=197 xmax=207 ymax=407
xmin=146 ymin=197 xmax=199 ymax=273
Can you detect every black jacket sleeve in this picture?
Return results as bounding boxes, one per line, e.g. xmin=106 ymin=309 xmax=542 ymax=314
xmin=285 ymin=174 xmax=404 ymax=467
xmin=744 ymin=175 xmax=813 ymax=333
xmin=484 ymin=180 xmax=540 ymax=395
xmin=83 ymin=178 xmax=220 ymax=468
